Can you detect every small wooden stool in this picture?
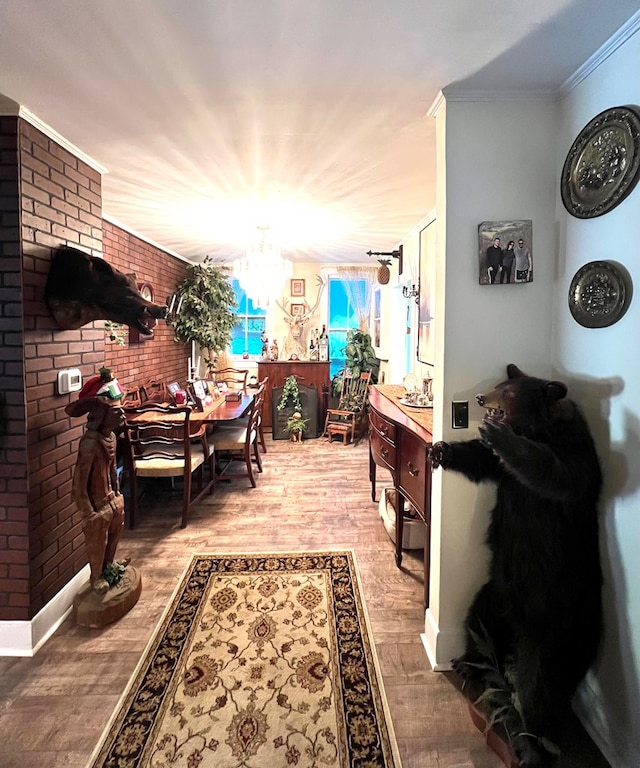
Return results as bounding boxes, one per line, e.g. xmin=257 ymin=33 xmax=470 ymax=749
xmin=327 ymin=422 xmax=352 ymax=444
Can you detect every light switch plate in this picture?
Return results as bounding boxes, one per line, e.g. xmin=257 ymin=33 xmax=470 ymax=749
xmin=452 ymin=400 xmax=469 ymax=429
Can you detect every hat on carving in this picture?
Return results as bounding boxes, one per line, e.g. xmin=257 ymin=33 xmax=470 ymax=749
xmin=66 ymin=367 xmax=124 ymax=418
xmin=78 ymin=367 xmax=124 ymax=401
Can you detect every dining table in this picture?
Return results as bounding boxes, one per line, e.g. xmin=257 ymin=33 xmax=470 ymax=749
xmin=123 ymin=392 xmax=255 ymax=432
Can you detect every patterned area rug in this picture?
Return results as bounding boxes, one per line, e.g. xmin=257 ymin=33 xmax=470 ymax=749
xmin=89 ymin=551 xmax=401 ymax=768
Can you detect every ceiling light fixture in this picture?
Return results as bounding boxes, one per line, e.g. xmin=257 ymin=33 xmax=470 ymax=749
xmin=233 ymin=225 xmax=292 ymax=310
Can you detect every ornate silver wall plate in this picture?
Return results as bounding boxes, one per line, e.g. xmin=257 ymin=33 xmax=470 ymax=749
xmin=568 ymin=261 xmax=631 ymax=328
xmin=561 ymin=106 xmax=640 ymax=218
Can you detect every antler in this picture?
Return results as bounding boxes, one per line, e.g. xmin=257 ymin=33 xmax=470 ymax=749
xmin=275 ymin=297 xmax=289 ymax=316
xmin=299 ymin=275 xmax=326 ymax=322
xmin=276 ymin=275 xmax=326 ymax=323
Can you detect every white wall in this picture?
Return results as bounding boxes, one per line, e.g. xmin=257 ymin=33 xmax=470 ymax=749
xmin=555 ymin=20 xmax=640 ymax=767
xmin=422 ymin=15 xmax=640 ymax=767
xmin=424 ymin=95 xmax=560 ymax=662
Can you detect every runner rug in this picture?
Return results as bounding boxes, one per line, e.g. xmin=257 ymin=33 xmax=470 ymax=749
xmin=89 ymin=551 xmax=401 ymax=768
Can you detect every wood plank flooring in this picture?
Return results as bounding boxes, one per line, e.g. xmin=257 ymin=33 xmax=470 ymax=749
xmin=0 ymin=435 xmax=609 ymax=768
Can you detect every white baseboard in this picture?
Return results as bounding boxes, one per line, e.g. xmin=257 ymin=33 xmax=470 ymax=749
xmin=0 ymin=566 xmax=90 ymax=656
xmin=421 ymin=608 xmax=466 ymax=671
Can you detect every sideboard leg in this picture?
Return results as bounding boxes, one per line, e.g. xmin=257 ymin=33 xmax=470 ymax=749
xmin=395 ymin=489 xmax=404 ymax=567
xmin=369 ymin=445 xmax=377 ymax=502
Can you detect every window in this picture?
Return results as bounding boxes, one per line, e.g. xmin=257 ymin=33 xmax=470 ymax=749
xmin=328 ymin=277 xmax=366 ymax=377
xmin=230 ymin=280 xmax=267 ymax=357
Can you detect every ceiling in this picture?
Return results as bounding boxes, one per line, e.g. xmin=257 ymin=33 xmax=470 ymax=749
xmin=1 ymin=1 xmax=639 ymax=264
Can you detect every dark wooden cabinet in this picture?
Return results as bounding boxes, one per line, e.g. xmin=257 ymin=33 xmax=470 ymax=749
xmin=369 ymin=385 xmax=433 ymax=607
xmin=257 ymin=361 xmax=331 ymax=434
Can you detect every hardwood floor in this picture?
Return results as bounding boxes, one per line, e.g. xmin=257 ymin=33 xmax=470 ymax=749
xmin=0 ymin=435 xmax=609 ymax=768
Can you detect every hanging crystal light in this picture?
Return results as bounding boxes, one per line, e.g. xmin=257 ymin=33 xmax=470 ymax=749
xmin=233 ymin=225 xmax=292 ymax=309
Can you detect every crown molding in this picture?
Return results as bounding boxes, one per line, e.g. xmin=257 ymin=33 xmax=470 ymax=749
xmin=561 ymin=10 xmax=640 ymax=95
xmin=0 ymin=95 xmax=107 ymax=174
xmin=426 ymin=90 xmax=446 ymax=118
xmin=102 ymin=214 xmax=192 ymax=264
xmin=440 ymin=87 xmax=557 ymax=103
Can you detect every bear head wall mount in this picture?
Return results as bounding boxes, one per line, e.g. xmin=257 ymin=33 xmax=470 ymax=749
xmin=45 ymin=246 xmax=168 ymax=336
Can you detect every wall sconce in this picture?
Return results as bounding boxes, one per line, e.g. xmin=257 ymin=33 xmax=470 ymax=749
xmin=402 ymin=284 xmax=420 ymax=303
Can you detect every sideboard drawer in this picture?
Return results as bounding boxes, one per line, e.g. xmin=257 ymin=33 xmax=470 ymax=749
xmin=369 ymin=408 xmax=397 ymax=444
xmin=398 ymin=430 xmax=431 ymax=522
xmin=370 ymin=428 xmax=397 ymax=472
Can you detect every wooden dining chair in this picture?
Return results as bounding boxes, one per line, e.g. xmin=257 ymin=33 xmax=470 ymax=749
xmin=121 ymin=403 xmax=215 ymax=528
xmin=212 ymin=367 xmax=248 ymax=392
xmin=323 ymin=370 xmax=372 ymax=444
xmin=254 ymin=377 xmax=268 ymax=453
xmin=122 ymin=384 xmax=145 ymax=408
xmin=219 ymin=377 xmax=268 ymax=453
xmin=209 ymin=393 xmax=263 ymax=487
xmin=142 ymin=379 xmax=169 ymax=404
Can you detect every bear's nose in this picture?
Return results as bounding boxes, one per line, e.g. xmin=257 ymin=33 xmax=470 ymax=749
xmin=476 ymin=394 xmax=485 ymax=406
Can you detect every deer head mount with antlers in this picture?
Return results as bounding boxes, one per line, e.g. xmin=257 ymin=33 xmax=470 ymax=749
xmin=276 ymin=275 xmax=326 ymax=360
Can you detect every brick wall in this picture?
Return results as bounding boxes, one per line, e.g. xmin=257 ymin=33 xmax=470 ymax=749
xmin=0 ymin=117 xmax=192 ymax=623
xmin=20 ymin=119 xmax=104 ymax=618
xmin=0 ymin=116 xmax=29 ymax=620
xmin=102 ymin=221 xmax=189 ymax=390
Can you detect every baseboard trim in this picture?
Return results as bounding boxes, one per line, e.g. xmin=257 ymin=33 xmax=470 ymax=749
xmin=0 ymin=566 xmax=90 ymax=656
xmin=421 ymin=609 xmax=465 ymax=671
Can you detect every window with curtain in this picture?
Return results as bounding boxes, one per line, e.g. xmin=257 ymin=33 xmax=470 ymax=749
xmin=327 ymin=267 xmax=376 ymax=377
xmin=328 ymin=277 xmax=367 ymax=377
xmin=229 ymin=279 xmax=267 ymax=357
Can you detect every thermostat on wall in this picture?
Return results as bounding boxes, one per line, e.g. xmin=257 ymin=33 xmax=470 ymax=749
xmin=57 ymin=368 xmax=82 ymax=395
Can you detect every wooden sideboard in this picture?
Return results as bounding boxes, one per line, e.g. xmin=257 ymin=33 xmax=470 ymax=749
xmin=368 ymin=384 xmax=433 ymax=607
xmin=257 ymin=361 xmax=331 ymax=432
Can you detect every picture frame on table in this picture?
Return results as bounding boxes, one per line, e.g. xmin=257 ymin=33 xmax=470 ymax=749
xmin=205 ymin=380 xmax=219 ymax=398
xmin=189 ymin=380 xmax=208 ymax=411
xmin=291 ymin=278 xmax=305 ymax=297
xmin=167 ymin=381 xmax=181 ymax=398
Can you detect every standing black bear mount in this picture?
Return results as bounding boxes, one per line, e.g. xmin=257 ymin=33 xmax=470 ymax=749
xmin=45 ymin=246 xmax=167 ymax=335
xmin=430 ymin=364 xmax=603 ymax=768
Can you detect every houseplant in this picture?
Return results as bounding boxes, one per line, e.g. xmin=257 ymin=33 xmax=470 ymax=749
xmin=170 ymin=256 xmax=237 ymax=369
xmin=332 ymin=329 xmax=380 ymax=399
xmin=276 ymin=375 xmax=303 ymax=412
xmin=285 ymin=411 xmax=308 ymax=441
xmin=463 ymin=625 xmax=561 ymax=766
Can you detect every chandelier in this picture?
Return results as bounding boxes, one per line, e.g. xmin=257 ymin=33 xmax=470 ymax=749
xmin=233 ymin=226 xmax=292 ymax=309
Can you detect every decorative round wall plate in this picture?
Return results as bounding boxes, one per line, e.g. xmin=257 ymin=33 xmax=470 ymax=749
xmin=568 ymin=261 xmax=631 ymax=328
xmin=561 ymin=105 xmax=640 ymax=218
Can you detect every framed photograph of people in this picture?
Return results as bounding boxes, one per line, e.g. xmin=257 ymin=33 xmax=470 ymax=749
xmin=290 ymin=278 xmax=305 ymax=297
xmin=478 ymin=220 xmax=533 ymax=285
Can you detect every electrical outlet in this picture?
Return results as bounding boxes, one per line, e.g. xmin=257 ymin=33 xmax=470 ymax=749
xmin=452 ymin=400 xmax=468 ymax=429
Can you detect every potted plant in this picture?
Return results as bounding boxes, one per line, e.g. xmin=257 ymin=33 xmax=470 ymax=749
xmin=170 ymin=256 xmax=237 ymax=369
xmin=463 ymin=625 xmax=561 ymax=767
xmin=331 ymin=330 xmax=380 ymax=404
xmin=285 ymin=411 xmax=308 ymax=442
